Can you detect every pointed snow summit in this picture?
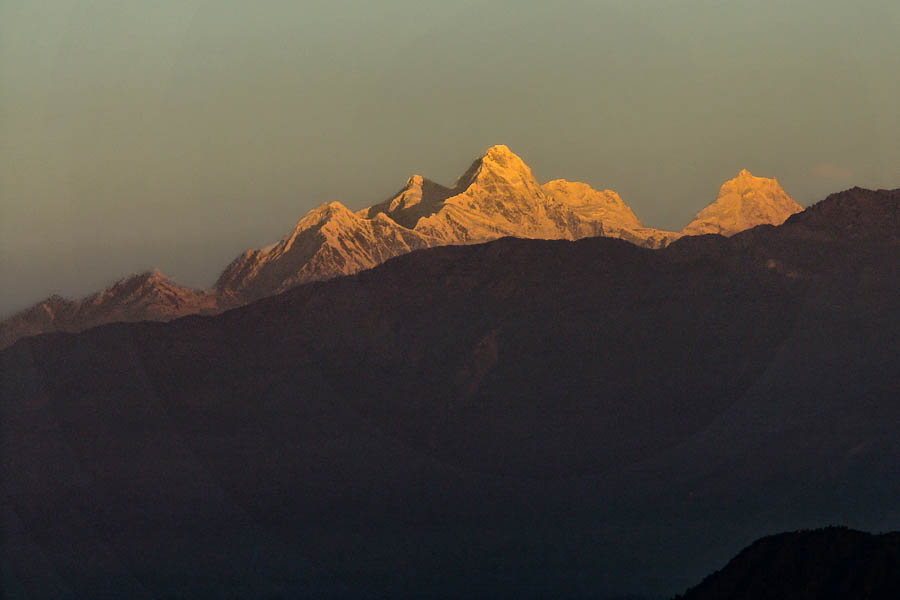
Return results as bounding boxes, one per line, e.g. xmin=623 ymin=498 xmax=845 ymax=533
xmin=682 ymin=169 xmax=802 ymax=237
xmin=413 ymin=145 xmax=604 ymax=243
xmin=214 ymin=144 xmax=683 ymax=305
xmin=1 ymin=146 xmax=822 ymax=350
xmin=454 ymin=144 xmax=541 ymax=192
xmin=217 ymin=144 xmax=661 ymax=304
xmin=364 ymin=174 xmax=455 ymax=229
xmin=215 ymin=200 xmax=437 ymax=302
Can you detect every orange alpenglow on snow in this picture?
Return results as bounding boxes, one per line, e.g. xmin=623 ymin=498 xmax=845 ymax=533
xmin=681 ymin=169 xmax=803 ymax=237
xmin=1 ymin=146 xmax=805 ymax=349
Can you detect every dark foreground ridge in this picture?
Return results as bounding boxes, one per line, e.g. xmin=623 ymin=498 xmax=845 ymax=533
xmin=675 ymin=527 xmax=900 ymax=600
xmin=1 ymin=188 xmax=898 ymax=598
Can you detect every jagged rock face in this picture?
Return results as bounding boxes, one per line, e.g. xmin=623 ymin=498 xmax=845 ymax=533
xmin=215 ymin=202 xmax=440 ymax=302
xmin=364 ymin=174 xmax=455 ymax=229
xmin=216 ymin=145 xmax=613 ymax=304
xmin=414 ymin=145 xmax=604 ymax=243
xmin=682 ymin=169 xmax=803 ymax=236
xmin=10 ymin=145 xmax=624 ymax=346
xmin=542 ymin=179 xmax=681 ymax=249
xmin=542 ymin=179 xmax=643 ymax=229
xmin=0 ymin=270 xmax=218 ymax=349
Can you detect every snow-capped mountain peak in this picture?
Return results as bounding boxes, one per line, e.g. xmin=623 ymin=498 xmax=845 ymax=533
xmin=1 ymin=147 xmax=810 ymax=349
xmin=681 ymin=169 xmax=802 ymax=236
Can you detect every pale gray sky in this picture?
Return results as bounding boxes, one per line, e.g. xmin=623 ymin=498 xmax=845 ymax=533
xmin=2 ymin=0 xmax=899 ymax=314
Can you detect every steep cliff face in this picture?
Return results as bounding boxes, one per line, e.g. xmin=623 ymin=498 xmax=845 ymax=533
xmin=682 ymin=169 xmax=802 ymax=236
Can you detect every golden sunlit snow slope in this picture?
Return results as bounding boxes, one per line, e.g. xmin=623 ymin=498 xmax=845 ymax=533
xmin=1 ymin=146 xmax=803 ymax=348
xmin=682 ymin=169 xmax=802 ymax=236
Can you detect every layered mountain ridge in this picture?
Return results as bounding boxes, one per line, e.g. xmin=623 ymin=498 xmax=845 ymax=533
xmin=1 ymin=145 xmax=803 ymax=348
xmin=0 ymin=270 xmax=220 ymax=349
xmin=213 ymin=145 xmax=616 ymax=304
xmin=3 ymin=189 xmax=897 ymax=598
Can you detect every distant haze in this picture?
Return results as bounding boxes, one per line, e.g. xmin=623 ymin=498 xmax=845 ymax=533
xmin=2 ymin=0 xmax=898 ymax=315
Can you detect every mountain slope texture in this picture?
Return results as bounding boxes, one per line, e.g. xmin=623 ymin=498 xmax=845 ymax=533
xmin=0 ymin=270 xmax=219 ymax=349
xmin=2 ymin=188 xmax=897 ymax=598
xmin=681 ymin=169 xmax=802 ymax=236
xmin=2 ymin=146 xmax=802 ymax=348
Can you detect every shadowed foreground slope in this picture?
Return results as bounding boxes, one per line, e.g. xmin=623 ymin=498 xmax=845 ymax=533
xmin=675 ymin=528 xmax=900 ymax=600
xmin=1 ymin=189 xmax=898 ymax=598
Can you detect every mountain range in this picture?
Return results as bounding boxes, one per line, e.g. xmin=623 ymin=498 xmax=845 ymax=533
xmin=2 ymin=186 xmax=896 ymax=598
xmin=0 ymin=145 xmax=801 ymax=349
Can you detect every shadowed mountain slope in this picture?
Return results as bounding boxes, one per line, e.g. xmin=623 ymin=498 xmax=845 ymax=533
xmin=774 ymin=186 xmax=899 ymax=242
xmin=2 ymin=188 xmax=896 ymax=598
xmin=675 ymin=528 xmax=900 ymax=600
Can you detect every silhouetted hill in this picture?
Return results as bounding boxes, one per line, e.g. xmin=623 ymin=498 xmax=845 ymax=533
xmin=675 ymin=528 xmax=900 ymax=600
xmin=778 ymin=186 xmax=900 ymax=242
xmin=1 ymin=189 xmax=897 ymax=598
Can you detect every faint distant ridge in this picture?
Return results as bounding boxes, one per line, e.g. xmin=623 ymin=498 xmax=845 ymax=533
xmin=674 ymin=527 xmax=900 ymax=600
xmin=4 ymin=144 xmax=883 ymax=350
xmin=0 ymin=270 xmax=219 ymax=349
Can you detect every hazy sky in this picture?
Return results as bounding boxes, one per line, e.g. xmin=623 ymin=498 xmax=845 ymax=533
xmin=2 ymin=0 xmax=898 ymax=315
